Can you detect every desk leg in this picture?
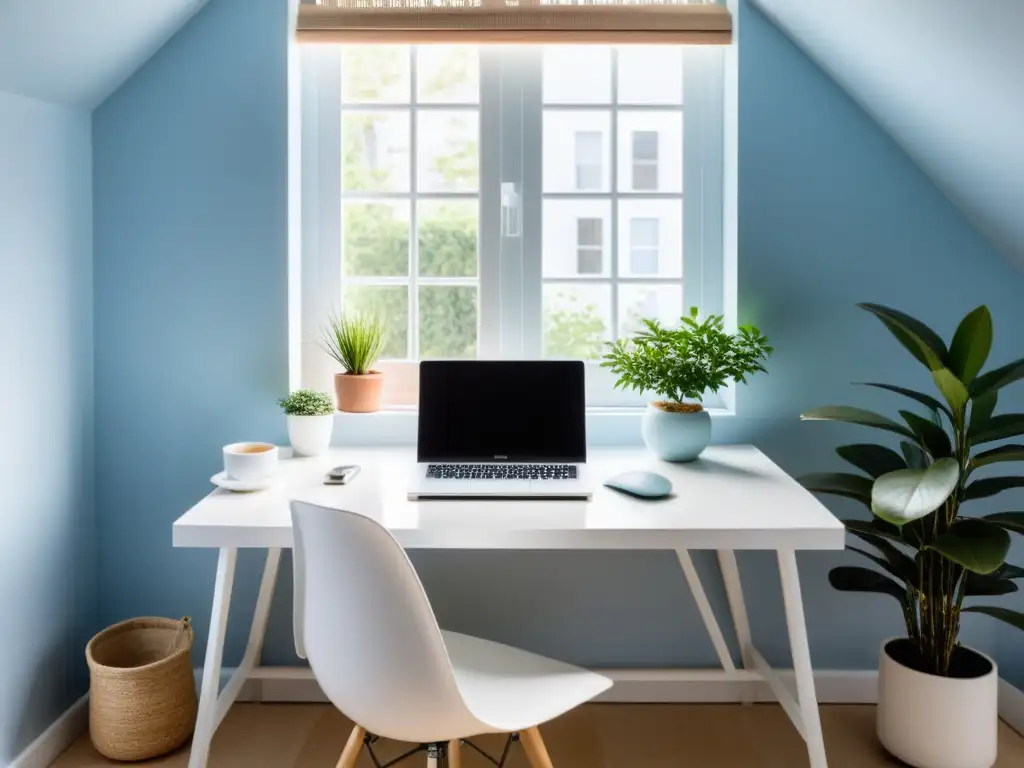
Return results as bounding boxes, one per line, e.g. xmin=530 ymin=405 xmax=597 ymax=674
xmin=717 ymin=550 xmax=755 ymax=704
xmin=189 ymin=547 xmax=237 ymax=768
xmin=779 ymin=550 xmax=828 ymax=768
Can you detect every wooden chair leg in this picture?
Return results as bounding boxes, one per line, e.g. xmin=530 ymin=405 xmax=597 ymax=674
xmin=336 ymin=725 xmax=366 ymax=768
xmin=521 ymin=727 xmax=555 ymax=768
xmin=448 ymin=739 xmax=462 ymax=768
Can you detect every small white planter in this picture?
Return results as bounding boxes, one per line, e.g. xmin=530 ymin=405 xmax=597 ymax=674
xmin=877 ymin=637 xmax=998 ymax=768
xmin=286 ymin=414 xmax=334 ymax=457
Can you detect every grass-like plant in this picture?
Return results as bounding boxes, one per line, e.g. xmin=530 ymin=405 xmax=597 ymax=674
xmin=278 ymin=389 xmax=334 ymax=416
xmin=601 ymin=307 xmax=773 ymax=411
xmin=801 ymin=303 xmax=1024 ymax=677
xmin=320 ymin=312 xmax=385 ymax=375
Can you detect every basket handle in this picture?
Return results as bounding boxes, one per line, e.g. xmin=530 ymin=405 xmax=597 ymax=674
xmin=165 ymin=616 xmax=192 ymax=656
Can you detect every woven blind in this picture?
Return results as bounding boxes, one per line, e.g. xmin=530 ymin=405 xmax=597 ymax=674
xmin=296 ymin=0 xmax=732 ymax=44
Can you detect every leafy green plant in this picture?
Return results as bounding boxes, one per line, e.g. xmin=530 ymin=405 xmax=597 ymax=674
xmin=278 ymin=390 xmax=334 ymax=417
xmin=801 ymin=303 xmax=1024 ymax=677
xmin=320 ymin=312 xmax=385 ymax=375
xmin=600 ymin=307 xmax=773 ymax=409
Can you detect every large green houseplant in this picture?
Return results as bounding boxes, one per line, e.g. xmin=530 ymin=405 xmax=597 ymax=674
xmin=800 ymin=303 xmax=1024 ymax=768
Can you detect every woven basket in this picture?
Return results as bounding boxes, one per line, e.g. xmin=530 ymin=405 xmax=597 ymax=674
xmin=86 ymin=617 xmax=197 ymax=761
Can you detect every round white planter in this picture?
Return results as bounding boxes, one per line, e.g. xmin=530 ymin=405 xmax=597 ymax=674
xmin=286 ymin=414 xmax=334 ymax=457
xmin=640 ymin=403 xmax=711 ymax=462
xmin=877 ymin=638 xmax=998 ymax=768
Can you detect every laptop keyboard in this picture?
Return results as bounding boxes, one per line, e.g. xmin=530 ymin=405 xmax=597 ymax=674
xmin=427 ymin=464 xmax=578 ymax=480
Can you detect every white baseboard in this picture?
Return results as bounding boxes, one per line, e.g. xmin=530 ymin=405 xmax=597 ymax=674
xmin=999 ymin=678 xmax=1024 ymax=736
xmin=7 ymin=694 xmax=88 ymax=768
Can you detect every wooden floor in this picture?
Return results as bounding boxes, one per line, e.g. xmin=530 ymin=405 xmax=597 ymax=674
xmin=54 ymin=703 xmax=1024 ymax=767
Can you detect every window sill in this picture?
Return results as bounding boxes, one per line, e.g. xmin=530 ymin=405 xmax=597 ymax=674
xmin=332 ymin=405 xmax=735 ymax=446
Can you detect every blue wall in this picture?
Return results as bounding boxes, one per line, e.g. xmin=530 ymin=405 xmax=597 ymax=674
xmin=91 ymin=0 xmax=1024 ymax=684
xmin=0 ymin=90 xmax=94 ymax=761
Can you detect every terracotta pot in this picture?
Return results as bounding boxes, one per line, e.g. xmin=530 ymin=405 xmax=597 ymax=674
xmin=334 ymin=372 xmax=384 ymax=413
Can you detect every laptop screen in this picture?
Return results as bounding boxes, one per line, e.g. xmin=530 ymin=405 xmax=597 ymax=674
xmin=417 ymin=360 xmax=587 ymax=463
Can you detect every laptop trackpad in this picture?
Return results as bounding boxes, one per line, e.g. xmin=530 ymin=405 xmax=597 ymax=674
xmin=476 ymin=479 xmax=533 ymax=495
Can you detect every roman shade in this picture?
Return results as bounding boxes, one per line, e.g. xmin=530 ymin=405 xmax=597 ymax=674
xmin=296 ymin=0 xmax=733 ymax=45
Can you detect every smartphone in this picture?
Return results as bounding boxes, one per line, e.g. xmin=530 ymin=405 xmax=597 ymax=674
xmin=324 ymin=465 xmax=361 ymax=485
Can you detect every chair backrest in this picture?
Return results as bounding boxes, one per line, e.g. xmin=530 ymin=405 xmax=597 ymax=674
xmin=291 ymin=501 xmax=475 ymax=742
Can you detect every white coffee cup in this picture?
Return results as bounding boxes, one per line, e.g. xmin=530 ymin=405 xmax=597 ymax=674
xmin=223 ymin=442 xmax=279 ymax=482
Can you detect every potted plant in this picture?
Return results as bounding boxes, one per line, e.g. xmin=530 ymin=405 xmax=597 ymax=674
xmin=601 ymin=307 xmax=773 ymax=461
xmin=279 ymin=389 xmax=335 ymax=456
xmin=801 ymin=303 xmax=1024 ymax=768
xmin=321 ymin=312 xmax=385 ymax=413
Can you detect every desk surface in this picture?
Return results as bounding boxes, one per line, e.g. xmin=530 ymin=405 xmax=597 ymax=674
xmin=173 ymin=446 xmax=845 ymax=551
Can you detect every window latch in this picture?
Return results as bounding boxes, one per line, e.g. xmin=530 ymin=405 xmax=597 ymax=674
xmin=501 ymin=182 xmax=521 ymax=238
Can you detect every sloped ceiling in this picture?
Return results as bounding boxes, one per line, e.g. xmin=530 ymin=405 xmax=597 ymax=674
xmin=0 ymin=0 xmax=209 ymax=108
xmin=751 ymin=0 xmax=1024 ymax=264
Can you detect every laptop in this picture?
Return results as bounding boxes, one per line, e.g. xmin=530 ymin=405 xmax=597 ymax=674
xmin=408 ymin=360 xmax=594 ymax=500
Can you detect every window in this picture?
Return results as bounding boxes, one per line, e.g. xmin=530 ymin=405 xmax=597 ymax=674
xmin=576 ymin=218 xmax=604 ymax=275
xmin=629 ymin=218 xmax=660 ymax=275
xmin=574 ymin=131 xmax=604 ymax=191
xmin=632 ymin=131 xmax=659 ymax=191
xmin=302 ymin=44 xmax=725 ymax=407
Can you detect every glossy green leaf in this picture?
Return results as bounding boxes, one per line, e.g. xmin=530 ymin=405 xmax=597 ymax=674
xmin=856 ymin=383 xmax=952 ymax=419
xmin=964 ymin=476 xmax=1024 ymax=501
xmin=828 ymin=566 xmax=907 ymax=602
xmin=970 ymin=357 xmax=1024 ymax=399
xmin=929 ymin=519 xmax=1010 ymax=575
xmin=962 ymin=605 xmax=1024 ymax=632
xmin=799 ymin=473 xmax=873 ymax=506
xmin=858 ymin=303 xmax=948 ymax=371
xmin=871 ymin=458 xmax=959 ymax=526
xmin=835 ymin=444 xmax=906 ymax=479
xmin=900 ymin=410 xmax=952 ymax=458
xmin=964 ymin=571 xmax=1019 ymax=597
xmin=801 ymin=406 xmax=914 ymax=439
xmin=970 ymin=414 xmax=1024 ymax=445
xmin=984 ymin=512 xmax=1024 ymax=535
xmin=948 ymin=306 xmax=993 ymax=384
xmin=969 ymin=391 xmax=998 ymax=436
xmin=847 ymin=546 xmax=915 ymax=586
xmin=932 ymin=368 xmax=970 ymax=413
xmin=972 ymin=444 xmax=1024 ymax=469
xmin=843 ymin=518 xmax=907 ymax=545
xmin=900 ymin=441 xmax=928 ymax=469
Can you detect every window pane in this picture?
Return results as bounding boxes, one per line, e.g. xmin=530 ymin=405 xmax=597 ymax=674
xmin=343 ymin=112 xmax=410 ymax=192
xmin=419 ymin=286 xmax=477 ymax=359
xmin=343 ymin=285 xmax=409 ymax=360
xmin=543 ymin=200 xmax=611 ymax=278
xmin=618 ymin=200 xmax=682 ymax=278
xmin=543 ymin=46 xmax=612 ymax=104
xmin=418 ymin=200 xmax=478 ymax=277
xmin=632 ymin=131 xmax=658 ymax=161
xmin=543 ymin=284 xmax=612 ymax=360
xmin=617 ymin=112 xmax=682 ymax=193
xmin=417 ymin=111 xmax=479 ymax=192
xmin=416 ymin=46 xmax=479 ymax=104
xmin=618 ymin=285 xmax=683 ymax=339
xmin=343 ymin=201 xmax=409 ymax=277
xmin=618 ymin=48 xmax=683 ymax=105
xmin=577 ymin=249 xmax=603 ymax=275
xmin=544 ymin=111 xmax=610 ymax=193
xmin=342 ymin=46 xmax=410 ymax=104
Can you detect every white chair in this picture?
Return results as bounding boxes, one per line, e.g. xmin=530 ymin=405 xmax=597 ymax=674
xmin=291 ymin=500 xmax=612 ymax=768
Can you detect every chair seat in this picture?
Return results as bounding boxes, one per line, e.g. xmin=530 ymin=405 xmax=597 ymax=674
xmin=442 ymin=631 xmax=613 ymax=734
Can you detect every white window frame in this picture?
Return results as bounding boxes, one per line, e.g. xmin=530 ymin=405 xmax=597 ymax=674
xmin=300 ymin=44 xmax=728 ymax=410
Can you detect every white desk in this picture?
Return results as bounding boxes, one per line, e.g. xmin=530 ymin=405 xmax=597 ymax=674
xmin=174 ymin=446 xmax=844 ymax=768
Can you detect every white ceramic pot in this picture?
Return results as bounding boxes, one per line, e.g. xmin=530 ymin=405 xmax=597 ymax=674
xmin=877 ymin=637 xmax=998 ymax=768
xmin=287 ymin=414 xmax=334 ymax=457
xmin=640 ymin=403 xmax=711 ymax=462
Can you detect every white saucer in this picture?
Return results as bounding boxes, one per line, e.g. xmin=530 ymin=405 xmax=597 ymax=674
xmin=211 ymin=471 xmax=272 ymax=492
